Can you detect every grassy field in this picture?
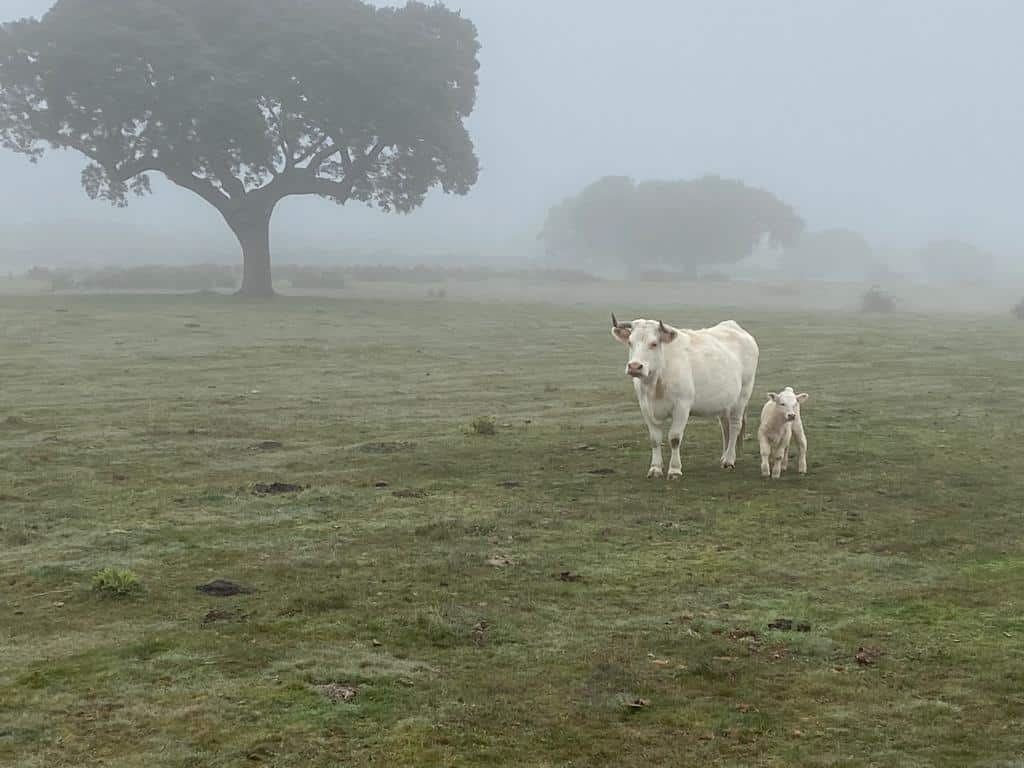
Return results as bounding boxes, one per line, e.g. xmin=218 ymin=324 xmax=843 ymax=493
xmin=1 ymin=292 xmax=1023 ymax=767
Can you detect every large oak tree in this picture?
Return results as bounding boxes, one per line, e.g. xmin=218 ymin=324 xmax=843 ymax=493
xmin=540 ymin=175 xmax=803 ymax=278
xmin=0 ymin=0 xmax=480 ymax=296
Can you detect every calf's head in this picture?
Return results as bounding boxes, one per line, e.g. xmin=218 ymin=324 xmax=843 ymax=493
xmin=767 ymin=387 xmax=808 ymax=421
xmin=611 ymin=315 xmax=678 ymax=380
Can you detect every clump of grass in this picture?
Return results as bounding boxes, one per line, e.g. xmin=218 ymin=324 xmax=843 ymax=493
xmin=1013 ymin=298 xmax=1024 ymax=320
xmin=91 ymin=567 xmax=143 ymax=598
xmin=467 ymin=415 xmax=497 ymax=436
xmin=861 ymin=285 xmax=896 ymax=313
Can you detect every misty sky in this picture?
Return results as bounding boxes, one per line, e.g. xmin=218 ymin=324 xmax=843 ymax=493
xmin=1 ymin=0 xmax=1022 ymax=264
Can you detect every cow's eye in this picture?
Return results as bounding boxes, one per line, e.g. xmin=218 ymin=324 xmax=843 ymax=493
xmin=649 ymin=342 xmax=658 ymax=349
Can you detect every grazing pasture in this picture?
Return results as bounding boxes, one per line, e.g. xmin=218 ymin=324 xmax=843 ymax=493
xmin=1 ymin=292 xmax=1023 ymax=767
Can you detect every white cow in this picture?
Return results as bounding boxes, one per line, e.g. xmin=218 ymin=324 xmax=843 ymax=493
xmin=757 ymin=387 xmax=809 ymax=479
xmin=611 ymin=315 xmax=760 ymax=479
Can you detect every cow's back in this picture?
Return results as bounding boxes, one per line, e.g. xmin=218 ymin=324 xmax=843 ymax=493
xmin=702 ymin=320 xmax=759 ymax=383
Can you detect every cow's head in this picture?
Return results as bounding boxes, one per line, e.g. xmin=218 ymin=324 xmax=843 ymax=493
xmin=767 ymin=387 xmax=808 ymax=422
xmin=611 ymin=314 xmax=678 ymax=380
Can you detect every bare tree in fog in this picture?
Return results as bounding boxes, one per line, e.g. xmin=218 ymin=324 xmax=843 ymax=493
xmin=0 ymin=0 xmax=480 ymax=296
xmin=540 ymin=175 xmax=803 ymax=279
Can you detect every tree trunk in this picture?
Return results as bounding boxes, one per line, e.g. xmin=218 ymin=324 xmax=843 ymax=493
xmin=229 ymin=204 xmax=276 ymax=298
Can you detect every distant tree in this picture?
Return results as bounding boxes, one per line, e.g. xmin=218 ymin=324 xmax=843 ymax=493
xmin=0 ymin=0 xmax=480 ymax=296
xmin=917 ymin=239 xmax=995 ymax=284
xmin=779 ymin=228 xmax=874 ymax=280
xmin=539 ymin=175 xmax=802 ymax=278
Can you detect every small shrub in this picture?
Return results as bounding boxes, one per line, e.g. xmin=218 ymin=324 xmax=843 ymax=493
xmin=1013 ymin=298 xmax=1024 ymax=320
xmin=468 ymin=416 xmax=497 ymax=436
xmin=861 ymin=285 xmax=896 ymax=313
xmin=91 ymin=567 xmax=143 ymax=597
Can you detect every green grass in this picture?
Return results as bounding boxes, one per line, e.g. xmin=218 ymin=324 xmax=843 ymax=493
xmin=1 ymin=292 xmax=1023 ymax=767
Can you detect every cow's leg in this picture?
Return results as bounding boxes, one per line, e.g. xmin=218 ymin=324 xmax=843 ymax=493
xmin=722 ymin=407 xmax=745 ymax=469
xmin=646 ymin=422 xmax=664 ymax=479
xmin=792 ymin=417 xmax=808 ymax=474
xmin=666 ymin=405 xmax=691 ymax=480
xmin=718 ymin=414 xmax=731 ymax=466
xmin=759 ymin=434 xmax=772 ymax=478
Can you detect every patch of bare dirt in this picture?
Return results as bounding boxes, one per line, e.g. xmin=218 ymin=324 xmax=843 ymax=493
xmin=355 ymin=441 xmax=415 ymax=454
xmin=249 ymin=440 xmax=282 ymax=451
xmin=392 ymin=489 xmax=427 ymax=499
xmin=252 ymin=482 xmax=303 ymax=495
xmin=202 ymin=606 xmax=250 ymax=624
xmin=195 ymin=580 xmax=255 ymax=597
xmin=855 ymin=646 xmax=886 ymax=666
xmin=313 ymin=683 xmax=359 ymax=703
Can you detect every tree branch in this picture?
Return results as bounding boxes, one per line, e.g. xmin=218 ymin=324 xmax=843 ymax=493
xmin=304 ymin=139 xmax=341 ymax=175
xmin=166 ymin=169 xmax=234 ymax=211
xmin=213 ymin=160 xmax=246 ymax=200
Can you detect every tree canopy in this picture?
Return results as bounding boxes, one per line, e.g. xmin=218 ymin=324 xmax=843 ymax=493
xmin=779 ymin=228 xmax=875 ymax=280
xmin=917 ymin=239 xmax=995 ymax=283
xmin=540 ymin=175 xmax=803 ymax=278
xmin=0 ymin=0 xmax=480 ymax=295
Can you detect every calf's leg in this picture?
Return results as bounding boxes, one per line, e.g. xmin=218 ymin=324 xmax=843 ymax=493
xmin=792 ymin=416 xmax=808 ymax=474
xmin=759 ymin=433 xmax=772 ymax=478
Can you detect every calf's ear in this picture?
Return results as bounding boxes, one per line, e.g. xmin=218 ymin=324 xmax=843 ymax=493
xmin=796 ymin=393 xmax=809 ymax=403
xmin=658 ymin=320 xmax=678 ymax=343
xmin=767 ymin=392 xmax=778 ymax=402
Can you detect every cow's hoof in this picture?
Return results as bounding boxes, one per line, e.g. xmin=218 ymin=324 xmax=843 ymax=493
xmin=667 ymin=470 xmax=683 ymax=481
xmin=647 ymin=467 xmax=663 ymax=479
xmin=721 ymin=462 xmax=735 ymax=470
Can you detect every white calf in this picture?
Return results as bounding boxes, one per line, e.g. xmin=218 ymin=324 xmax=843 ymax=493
xmin=757 ymin=387 xmax=809 ymax=479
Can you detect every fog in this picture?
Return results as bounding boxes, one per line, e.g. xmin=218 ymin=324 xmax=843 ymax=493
xmin=2 ymin=0 xmax=1023 ymax=272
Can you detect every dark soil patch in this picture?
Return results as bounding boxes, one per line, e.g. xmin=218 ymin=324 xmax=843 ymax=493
xmin=768 ymin=618 xmax=794 ymax=631
xmin=252 ymin=482 xmax=303 ymax=495
xmin=195 ymin=580 xmax=256 ymax=597
xmin=355 ymin=441 xmax=415 ymax=454
xmin=374 ymin=481 xmax=389 ymax=488
xmin=393 ymin=489 xmax=428 ymax=499
xmin=201 ymin=606 xmax=250 ymax=624
xmin=588 ymin=468 xmax=616 ymax=476
xmin=249 ymin=441 xmax=283 ymax=451
xmin=728 ymin=628 xmax=760 ymax=642
xmin=558 ymin=571 xmax=583 ymax=582
xmin=499 ymin=480 xmax=522 ymax=488
xmin=855 ymin=646 xmax=886 ymax=666
xmin=314 ymin=683 xmax=359 ymax=703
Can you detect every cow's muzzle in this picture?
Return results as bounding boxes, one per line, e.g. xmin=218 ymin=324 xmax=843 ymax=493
xmin=626 ymin=362 xmax=644 ymax=377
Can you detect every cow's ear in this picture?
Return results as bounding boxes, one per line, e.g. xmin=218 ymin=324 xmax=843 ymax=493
xmin=796 ymin=393 xmax=809 ymax=403
xmin=768 ymin=392 xmax=778 ymax=402
xmin=611 ymin=313 xmax=632 ymax=343
xmin=658 ymin=320 xmax=678 ymax=343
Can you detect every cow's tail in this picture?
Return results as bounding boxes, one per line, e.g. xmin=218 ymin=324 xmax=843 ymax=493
xmin=739 ymin=413 xmax=748 ymax=445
